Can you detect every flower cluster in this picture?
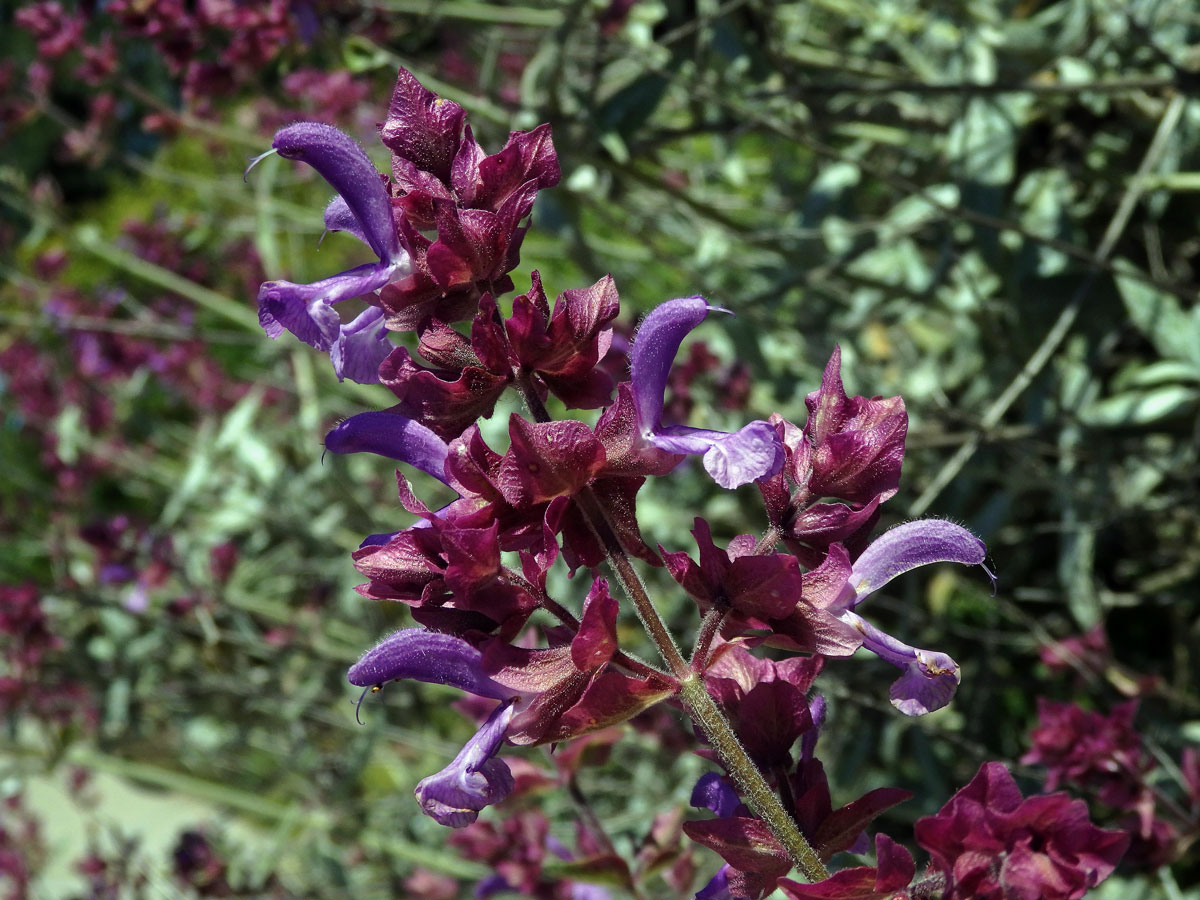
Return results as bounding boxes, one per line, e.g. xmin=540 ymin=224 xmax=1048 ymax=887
xmin=0 ymin=582 xmax=95 ymax=731
xmin=253 ymin=66 xmax=1123 ymax=899
xmin=775 ymin=763 xmax=1128 ymax=900
xmin=8 ymin=0 xmax=376 ymax=178
xmin=1023 ymin=698 xmax=1200 ymax=869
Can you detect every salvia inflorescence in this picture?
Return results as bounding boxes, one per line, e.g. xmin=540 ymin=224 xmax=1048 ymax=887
xmin=248 ymin=66 xmax=1128 ymax=900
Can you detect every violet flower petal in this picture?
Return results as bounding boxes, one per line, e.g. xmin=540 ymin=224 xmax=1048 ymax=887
xmin=251 ymin=123 xmax=413 ymax=381
xmin=799 ymin=695 xmax=826 ymax=762
xmin=630 ymin=297 xmax=782 ymax=488
xmin=322 ymin=195 xmax=370 ymax=247
xmin=695 ymin=866 xmax=733 ymax=900
xmin=842 ymin=611 xmax=961 ymax=715
xmin=272 ymin=122 xmax=401 ymax=262
xmin=829 ymin=519 xmax=989 ymax=715
xmin=690 ymin=772 xmax=741 ymax=818
xmin=347 ymin=628 xmax=513 ymax=700
xmin=415 ymin=699 xmax=516 ymax=827
xmin=630 ymin=296 xmax=709 ymax=430
xmin=844 ymin=519 xmax=989 ymax=611
xmin=359 ymin=530 xmax=399 ymax=548
xmin=653 ymin=422 xmax=784 ymax=490
xmin=324 ymin=410 xmax=450 ymax=484
xmin=257 ymin=262 xmax=404 ymax=382
xmin=258 ymin=269 xmax=371 ymax=347
xmin=329 ymin=306 xmax=393 ymax=384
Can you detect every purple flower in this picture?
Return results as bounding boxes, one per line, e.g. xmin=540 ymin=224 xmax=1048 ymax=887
xmin=695 ymin=866 xmax=734 ymax=900
xmin=323 ymin=410 xmax=450 ymax=484
xmin=348 ymin=628 xmax=521 ymax=826
xmin=347 ymin=627 xmax=513 ymax=702
xmin=691 ymin=772 xmax=742 ymax=819
xmin=823 ymin=520 xmax=992 ymax=715
xmin=415 ymin=699 xmax=517 ymax=827
xmin=630 ymin=297 xmax=783 ymax=489
xmin=249 ymin=123 xmax=412 ymax=383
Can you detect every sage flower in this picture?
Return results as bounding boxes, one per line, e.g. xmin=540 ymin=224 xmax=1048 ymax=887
xmin=249 ymin=122 xmax=412 ymax=383
xmin=630 ymin=297 xmax=783 ymax=489
xmin=821 ymin=520 xmax=992 ymax=715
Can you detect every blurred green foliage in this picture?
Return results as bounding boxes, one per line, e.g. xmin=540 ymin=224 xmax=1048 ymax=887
xmin=2 ymin=0 xmax=1199 ymax=897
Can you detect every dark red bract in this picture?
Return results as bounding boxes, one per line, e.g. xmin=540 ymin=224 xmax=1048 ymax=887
xmin=914 ymin=762 xmax=1128 ymax=900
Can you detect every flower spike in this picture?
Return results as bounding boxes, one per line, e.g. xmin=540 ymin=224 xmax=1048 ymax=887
xmin=630 ymin=297 xmax=783 ymax=489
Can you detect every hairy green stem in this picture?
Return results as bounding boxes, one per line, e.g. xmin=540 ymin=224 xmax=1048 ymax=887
xmin=510 ymin=369 xmax=828 ymax=881
xmin=680 ymin=677 xmax=830 ymax=882
xmin=753 ymin=521 xmax=785 ymax=556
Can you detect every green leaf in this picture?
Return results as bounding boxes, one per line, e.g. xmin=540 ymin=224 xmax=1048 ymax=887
xmin=1080 ymin=385 xmax=1200 ymax=428
xmin=1115 ymin=264 xmax=1200 ymax=367
xmin=946 ymin=98 xmax=1019 ymax=186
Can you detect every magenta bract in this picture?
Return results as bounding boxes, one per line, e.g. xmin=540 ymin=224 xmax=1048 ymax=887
xmin=777 ymin=834 xmax=915 ymax=900
xmin=802 ymin=347 xmax=907 ymax=506
xmin=914 ymin=762 xmax=1129 ymax=900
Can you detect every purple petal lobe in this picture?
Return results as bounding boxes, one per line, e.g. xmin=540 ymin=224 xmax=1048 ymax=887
xmin=415 ymin=700 xmax=516 ymax=827
xmin=690 ymin=773 xmax=741 ymax=818
xmin=799 ymin=695 xmax=826 ymax=762
xmin=889 ymin=655 xmax=960 ymax=716
xmin=630 ymin=298 xmax=782 ymax=488
xmin=323 ymin=195 xmax=370 ymax=247
xmin=630 ymin=296 xmax=709 ymax=434
xmin=271 ymin=122 xmax=401 ymax=263
xmin=695 ymin=866 xmax=733 ymax=900
xmin=848 ymin=519 xmax=988 ymax=607
xmin=651 ymin=422 xmax=784 ymax=488
xmin=347 ymin=628 xmax=513 ymax=700
xmin=842 ymin=611 xmax=960 ymax=715
xmin=329 ymin=306 xmax=392 ymax=384
xmin=325 ymin=410 xmax=450 ymax=483
xmin=257 ymin=261 xmax=402 ymax=349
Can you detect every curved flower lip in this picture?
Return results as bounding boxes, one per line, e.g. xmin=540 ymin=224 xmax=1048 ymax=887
xmin=842 ymin=519 xmax=992 ymax=611
xmin=415 ymin=699 xmax=516 ymax=827
xmin=630 ymin=297 xmax=783 ymax=489
xmin=348 ymin=628 xmax=515 ymax=701
xmin=833 ymin=519 xmax=991 ymax=715
xmin=843 ymin=611 xmax=960 ymax=716
xmin=324 ymin=410 xmax=451 ymax=484
xmin=329 ymin=306 xmax=394 ymax=384
xmin=690 ymin=772 xmax=741 ymax=818
xmin=270 ymin=122 xmax=401 ymax=262
xmin=249 ymin=123 xmax=413 ymax=383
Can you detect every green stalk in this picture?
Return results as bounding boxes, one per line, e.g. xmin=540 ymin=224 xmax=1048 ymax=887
xmin=680 ymin=677 xmax=829 ymax=883
xmin=511 ymin=371 xmax=829 ymax=882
